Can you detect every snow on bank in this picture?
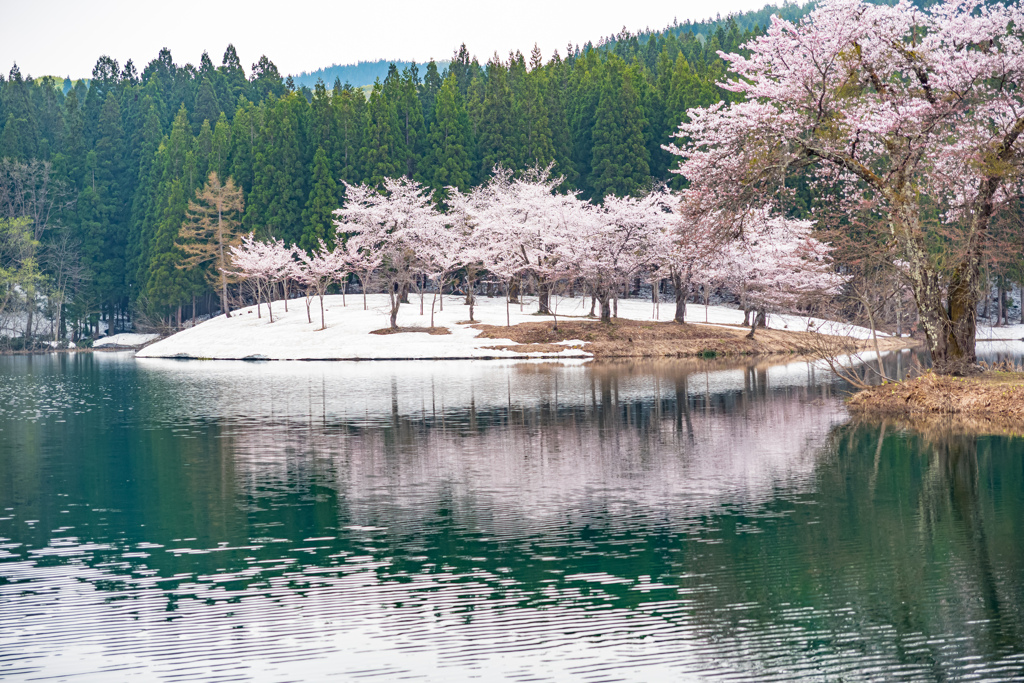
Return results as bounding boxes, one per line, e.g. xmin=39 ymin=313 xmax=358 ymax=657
xmin=136 ymin=293 xmax=885 ymax=361
xmin=94 ymin=333 xmax=160 ymax=348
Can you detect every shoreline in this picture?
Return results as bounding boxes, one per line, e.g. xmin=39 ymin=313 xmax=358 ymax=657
xmin=133 ymin=293 xmax=917 ymax=362
xmin=847 ymin=372 xmax=1024 ymax=437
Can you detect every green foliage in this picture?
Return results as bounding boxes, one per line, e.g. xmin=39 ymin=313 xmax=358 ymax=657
xmin=589 ymin=56 xmax=650 ymax=199
xmin=423 ymin=74 xmax=473 ymax=200
xmin=0 ymin=7 xmax=776 ymax=332
xmin=301 ymin=146 xmax=339 ymax=252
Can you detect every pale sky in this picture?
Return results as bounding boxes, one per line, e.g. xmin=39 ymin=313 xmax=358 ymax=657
xmin=1 ymin=0 xmax=775 ymax=80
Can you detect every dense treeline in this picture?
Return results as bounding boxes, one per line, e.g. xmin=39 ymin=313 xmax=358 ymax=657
xmin=292 ymin=59 xmax=450 ymax=91
xmin=0 ymin=19 xmax=756 ymax=338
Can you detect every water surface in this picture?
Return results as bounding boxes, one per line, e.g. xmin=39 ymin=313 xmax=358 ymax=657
xmin=1 ymin=353 xmax=1022 ymax=681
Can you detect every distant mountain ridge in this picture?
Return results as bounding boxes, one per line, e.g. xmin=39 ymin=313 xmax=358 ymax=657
xmin=291 ymin=59 xmax=451 ymax=90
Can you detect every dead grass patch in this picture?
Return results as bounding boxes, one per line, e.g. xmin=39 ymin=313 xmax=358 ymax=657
xmin=848 ymin=372 xmax=1024 ymax=431
xmin=370 ymin=326 xmax=451 ymax=336
xmin=472 ymin=318 xmax=917 ymax=359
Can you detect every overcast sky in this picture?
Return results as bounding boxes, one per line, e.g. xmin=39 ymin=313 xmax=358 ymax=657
xmin=1 ymin=0 xmax=775 ymax=80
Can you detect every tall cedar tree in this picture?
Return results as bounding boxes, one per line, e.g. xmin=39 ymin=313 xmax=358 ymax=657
xmin=423 ymin=74 xmax=473 ymax=200
xmin=362 ymin=80 xmax=402 ymax=187
xmin=301 ymin=146 xmax=339 ymax=252
xmin=589 ymin=55 xmax=650 ymax=198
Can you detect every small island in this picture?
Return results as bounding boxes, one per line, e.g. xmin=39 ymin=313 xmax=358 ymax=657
xmin=137 ymin=293 xmax=915 ymax=361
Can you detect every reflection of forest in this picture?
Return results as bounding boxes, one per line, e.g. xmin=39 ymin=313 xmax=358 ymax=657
xmin=1 ymin=354 xmax=1022 ymax=680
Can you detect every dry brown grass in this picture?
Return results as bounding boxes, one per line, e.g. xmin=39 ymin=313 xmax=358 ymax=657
xmin=473 ymin=318 xmax=917 ymax=359
xmin=848 ymin=372 xmax=1024 ymax=435
xmin=370 ymin=326 xmax=451 ymax=336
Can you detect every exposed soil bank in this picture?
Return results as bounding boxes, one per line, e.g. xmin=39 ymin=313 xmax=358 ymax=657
xmin=848 ymin=372 xmax=1024 ymax=437
xmin=474 ymin=318 xmax=918 ymax=359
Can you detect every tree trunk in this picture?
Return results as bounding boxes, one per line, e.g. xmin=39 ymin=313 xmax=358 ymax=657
xmin=746 ymin=309 xmax=761 ymax=339
xmin=671 ymin=273 xmax=686 ymax=323
xmin=538 ymin=280 xmax=551 ymax=315
xmin=220 ymin=243 xmax=232 ymax=318
xmin=508 ymin=278 xmax=520 ymax=305
xmin=389 ymin=290 xmax=400 ymax=330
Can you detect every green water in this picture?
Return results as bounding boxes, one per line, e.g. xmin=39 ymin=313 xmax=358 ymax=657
xmin=0 ymin=352 xmax=1022 ymax=681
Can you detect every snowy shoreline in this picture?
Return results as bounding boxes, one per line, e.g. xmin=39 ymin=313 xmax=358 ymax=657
xmin=135 ymin=293 xmax=899 ymax=362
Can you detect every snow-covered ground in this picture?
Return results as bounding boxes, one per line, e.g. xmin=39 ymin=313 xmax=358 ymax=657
xmin=137 ymin=293 xmax=887 ymax=361
xmin=93 ymin=333 xmax=160 ymax=348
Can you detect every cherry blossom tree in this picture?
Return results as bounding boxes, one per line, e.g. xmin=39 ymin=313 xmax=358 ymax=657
xmin=666 ymin=0 xmax=1024 ymax=372
xmin=712 ymin=208 xmax=846 ymax=338
xmin=444 ymin=189 xmax=489 ymax=322
xmin=586 ymin=190 xmax=672 ymax=322
xmin=228 ymin=234 xmax=295 ymax=323
xmin=295 ymin=238 xmax=349 ymax=330
xmin=335 ymin=178 xmax=441 ymax=329
xmin=649 ymin=205 xmax=720 ymax=324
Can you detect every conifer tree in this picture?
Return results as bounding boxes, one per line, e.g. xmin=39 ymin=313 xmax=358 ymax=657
xmin=176 ymin=171 xmax=245 ymax=317
xmin=228 ymin=96 xmax=257 ymax=194
xmin=423 ymin=74 xmax=473 ymax=200
xmin=394 ymin=67 xmax=426 ymax=179
xmin=333 ymin=81 xmax=366 ymax=186
xmin=362 ymin=80 xmax=402 ymax=187
xmin=193 ymin=77 xmax=222 ymax=131
xmin=519 ymin=46 xmax=556 ymax=170
xmin=420 ymin=60 xmax=443 ymax=126
xmin=127 ymin=99 xmax=163 ymax=292
xmin=301 ymin=146 xmax=339 ymax=252
xmin=245 ymin=95 xmax=307 ymax=244
xmin=210 ymin=113 xmax=231 ymax=181
xmin=477 ymin=55 xmax=519 ymax=177
xmin=219 ymin=44 xmax=249 ymax=106
xmin=589 ymin=55 xmax=650 ymax=198
xmin=144 ymin=106 xmax=196 ymax=318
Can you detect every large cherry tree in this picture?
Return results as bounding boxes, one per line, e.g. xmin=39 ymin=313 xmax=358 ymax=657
xmin=667 ymin=0 xmax=1024 ymax=373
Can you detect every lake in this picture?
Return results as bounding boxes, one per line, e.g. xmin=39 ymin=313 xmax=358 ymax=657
xmin=1 ymin=352 xmax=1022 ymax=681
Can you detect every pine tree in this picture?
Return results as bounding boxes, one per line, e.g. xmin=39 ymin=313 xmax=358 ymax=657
xmin=245 ymin=94 xmax=307 ymax=244
xmin=589 ymin=55 xmax=650 ymax=199
xmin=423 ymin=74 xmax=473 ymax=200
xmin=477 ymin=55 xmax=519 ymax=177
xmin=333 ymin=81 xmax=366 ymax=186
xmin=301 ymin=146 xmax=339 ymax=252
xmin=362 ymin=80 xmax=402 ymax=187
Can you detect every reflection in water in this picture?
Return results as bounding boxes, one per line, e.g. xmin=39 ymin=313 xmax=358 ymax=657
xmin=0 ymin=353 xmax=1022 ymax=681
